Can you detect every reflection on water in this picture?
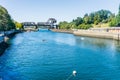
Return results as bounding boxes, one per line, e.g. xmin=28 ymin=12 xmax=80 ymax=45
xmin=75 ymin=36 xmax=111 ymax=49
xmin=1 ymin=30 xmax=120 ymax=80
xmin=114 ymin=41 xmax=120 ymax=53
xmin=54 ymin=33 xmax=76 ymax=46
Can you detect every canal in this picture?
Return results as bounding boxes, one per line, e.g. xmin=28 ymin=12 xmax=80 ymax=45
xmin=1 ymin=30 xmax=120 ymax=80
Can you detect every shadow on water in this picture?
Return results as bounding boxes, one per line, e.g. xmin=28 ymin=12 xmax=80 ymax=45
xmin=114 ymin=41 xmax=120 ymax=53
xmin=75 ymin=36 xmax=110 ymax=50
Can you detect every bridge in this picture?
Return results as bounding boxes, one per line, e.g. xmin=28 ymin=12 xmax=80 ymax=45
xmin=22 ymin=18 xmax=58 ymax=30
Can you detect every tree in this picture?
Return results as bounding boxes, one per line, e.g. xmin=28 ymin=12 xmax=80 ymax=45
xmin=118 ymin=4 xmax=120 ymax=16
xmin=58 ymin=6 xmax=117 ymax=29
xmin=116 ymin=15 xmax=120 ymax=26
xmin=89 ymin=13 xmax=95 ymax=23
xmin=68 ymin=22 xmax=76 ymax=29
xmin=114 ymin=4 xmax=120 ymax=26
xmin=94 ymin=14 xmax=100 ymax=25
xmin=58 ymin=21 xmax=69 ymax=29
xmin=109 ymin=17 xmax=117 ymax=27
xmin=77 ymin=23 xmax=92 ymax=29
xmin=73 ymin=17 xmax=83 ymax=26
xmin=0 ymin=5 xmax=15 ymax=31
xmin=14 ymin=21 xmax=23 ymax=30
xmin=83 ymin=14 xmax=90 ymax=24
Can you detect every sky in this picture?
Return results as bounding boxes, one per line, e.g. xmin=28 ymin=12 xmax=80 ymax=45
xmin=0 ymin=0 xmax=120 ymax=23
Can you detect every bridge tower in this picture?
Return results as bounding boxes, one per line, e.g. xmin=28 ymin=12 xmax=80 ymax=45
xmin=47 ymin=18 xmax=57 ymax=29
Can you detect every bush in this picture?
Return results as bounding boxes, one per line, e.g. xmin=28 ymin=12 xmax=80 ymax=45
xmin=109 ymin=18 xmax=117 ymax=27
xmin=77 ymin=24 xmax=92 ymax=29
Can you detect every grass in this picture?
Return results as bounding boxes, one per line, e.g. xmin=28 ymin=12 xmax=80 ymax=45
xmin=92 ymin=23 xmax=110 ymax=28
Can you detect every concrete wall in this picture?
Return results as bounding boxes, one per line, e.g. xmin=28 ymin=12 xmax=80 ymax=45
xmin=51 ymin=29 xmax=73 ymax=34
xmin=51 ymin=29 xmax=120 ymax=40
xmin=73 ymin=30 xmax=120 ymax=40
xmin=0 ymin=30 xmax=21 ymax=56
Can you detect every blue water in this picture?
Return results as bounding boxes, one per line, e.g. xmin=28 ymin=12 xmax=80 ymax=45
xmin=1 ymin=30 xmax=120 ymax=80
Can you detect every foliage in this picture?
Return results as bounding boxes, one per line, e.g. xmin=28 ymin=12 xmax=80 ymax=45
xmin=14 ymin=21 xmax=23 ymax=30
xmin=109 ymin=18 xmax=117 ymax=27
xmin=109 ymin=5 xmax=120 ymax=27
xmin=58 ymin=9 xmax=113 ymax=29
xmin=59 ymin=21 xmax=72 ymax=29
xmin=116 ymin=15 xmax=120 ymax=26
xmin=58 ymin=5 xmax=120 ymax=29
xmin=0 ymin=5 xmax=15 ymax=31
xmin=77 ymin=24 xmax=92 ymax=29
xmin=73 ymin=17 xmax=83 ymax=26
xmin=116 ymin=5 xmax=120 ymax=26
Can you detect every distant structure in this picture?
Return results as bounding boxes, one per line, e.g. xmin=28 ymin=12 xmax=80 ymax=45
xmin=47 ymin=18 xmax=57 ymax=28
xmin=22 ymin=18 xmax=58 ymax=30
xmin=37 ymin=18 xmax=57 ymax=29
xmin=22 ymin=22 xmax=37 ymax=31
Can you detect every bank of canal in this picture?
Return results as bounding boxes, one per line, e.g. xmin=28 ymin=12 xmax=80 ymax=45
xmin=1 ymin=30 xmax=120 ymax=80
xmin=0 ymin=30 xmax=21 ymax=56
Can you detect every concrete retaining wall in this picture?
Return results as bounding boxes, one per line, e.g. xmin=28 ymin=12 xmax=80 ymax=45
xmin=73 ymin=30 xmax=120 ymax=40
xmin=0 ymin=30 xmax=21 ymax=56
xmin=51 ymin=29 xmax=73 ymax=34
xmin=51 ymin=29 xmax=120 ymax=40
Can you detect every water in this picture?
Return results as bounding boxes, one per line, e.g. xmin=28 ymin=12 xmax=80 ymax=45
xmin=1 ymin=30 xmax=120 ymax=80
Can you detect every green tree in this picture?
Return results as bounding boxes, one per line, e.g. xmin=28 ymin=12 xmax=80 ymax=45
xmin=83 ymin=14 xmax=90 ymax=24
xmin=78 ymin=23 xmax=92 ymax=29
xmin=58 ymin=6 xmax=118 ymax=29
xmin=116 ymin=15 xmax=120 ymax=26
xmin=94 ymin=14 xmax=100 ymax=25
xmin=116 ymin=4 xmax=120 ymax=26
xmin=109 ymin=17 xmax=117 ymax=27
xmin=58 ymin=21 xmax=70 ymax=29
xmin=0 ymin=5 xmax=15 ymax=31
xmin=118 ymin=4 xmax=120 ymax=16
xmin=73 ymin=17 xmax=83 ymax=26
xmin=89 ymin=13 xmax=95 ymax=23
xmin=14 ymin=21 xmax=23 ymax=30
xmin=68 ymin=22 xmax=76 ymax=29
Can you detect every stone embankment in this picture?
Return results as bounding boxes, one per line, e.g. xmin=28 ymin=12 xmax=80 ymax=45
xmin=73 ymin=30 xmax=120 ymax=40
xmin=51 ymin=28 xmax=120 ymax=40
xmin=51 ymin=29 xmax=73 ymax=34
xmin=0 ymin=30 xmax=21 ymax=56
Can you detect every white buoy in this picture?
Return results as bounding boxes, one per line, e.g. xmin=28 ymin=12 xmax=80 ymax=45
xmin=72 ymin=70 xmax=77 ymax=76
xmin=81 ymin=37 xmax=84 ymax=40
xmin=66 ymin=70 xmax=77 ymax=80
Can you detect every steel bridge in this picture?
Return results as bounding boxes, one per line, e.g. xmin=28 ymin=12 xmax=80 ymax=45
xmin=22 ymin=18 xmax=58 ymax=30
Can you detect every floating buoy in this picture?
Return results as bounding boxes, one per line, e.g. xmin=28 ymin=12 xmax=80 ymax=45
xmin=66 ymin=70 xmax=77 ymax=80
xmin=72 ymin=70 xmax=77 ymax=76
xmin=81 ymin=37 xmax=84 ymax=40
xmin=42 ymin=39 xmax=46 ymax=42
